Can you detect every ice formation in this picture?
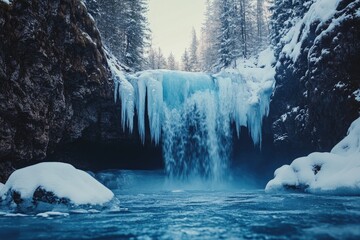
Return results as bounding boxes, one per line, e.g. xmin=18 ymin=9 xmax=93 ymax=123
xmin=266 ymin=117 xmax=360 ymax=195
xmin=0 ymin=162 xmax=114 ymax=205
xmin=110 ymin=49 xmax=275 ymax=180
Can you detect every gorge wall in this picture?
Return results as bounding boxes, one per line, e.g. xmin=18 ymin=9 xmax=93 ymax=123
xmin=268 ymin=0 xmax=360 ymax=154
xmin=0 ymin=0 xmax=126 ymax=182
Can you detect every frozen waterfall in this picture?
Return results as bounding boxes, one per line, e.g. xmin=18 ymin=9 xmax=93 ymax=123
xmin=109 ymin=49 xmax=275 ymax=181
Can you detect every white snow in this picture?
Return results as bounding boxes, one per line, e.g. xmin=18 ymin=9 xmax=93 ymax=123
xmin=266 ymin=117 xmax=360 ymax=195
xmin=0 ymin=182 xmax=4 ymax=192
xmin=82 ymin=32 xmax=96 ymax=46
xmin=353 ymin=89 xmax=360 ymax=102
xmin=0 ymin=0 xmax=10 ymax=4
xmin=281 ymin=0 xmax=355 ymax=62
xmin=0 ymin=162 xmax=114 ymax=205
xmin=335 ymin=81 xmax=346 ymax=89
xmin=4 ymin=213 xmax=28 ymax=217
xmin=36 ymin=211 xmax=69 ymax=218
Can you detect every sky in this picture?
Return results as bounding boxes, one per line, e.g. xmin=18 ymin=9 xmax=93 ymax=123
xmin=147 ymin=0 xmax=206 ymax=61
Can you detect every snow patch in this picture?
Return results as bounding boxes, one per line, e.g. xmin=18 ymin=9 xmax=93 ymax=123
xmin=0 ymin=0 xmax=10 ymax=5
xmin=282 ymin=0 xmax=348 ymax=62
xmin=36 ymin=211 xmax=69 ymax=218
xmin=292 ymin=106 xmax=300 ymax=113
xmin=266 ymin=117 xmax=360 ymax=195
xmin=335 ymin=81 xmax=346 ymax=89
xmin=353 ymin=89 xmax=360 ymax=102
xmin=4 ymin=213 xmax=28 ymax=217
xmin=0 ymin=162 xmax=114 ymax=205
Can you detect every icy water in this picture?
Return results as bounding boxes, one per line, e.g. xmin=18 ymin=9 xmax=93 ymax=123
xmin=1 ymin=170 xmax=360 ymax=239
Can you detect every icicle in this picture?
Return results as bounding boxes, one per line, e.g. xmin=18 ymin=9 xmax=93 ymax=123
xmin=109 ymin=48 xmax=276 ymax=181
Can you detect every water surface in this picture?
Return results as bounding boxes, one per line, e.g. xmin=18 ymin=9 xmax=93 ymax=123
xmin=0 ymin=170 xmax=359 ymax=239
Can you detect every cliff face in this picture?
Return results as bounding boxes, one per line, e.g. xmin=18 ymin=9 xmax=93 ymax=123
xmin=0 ymin=0 xmax=117 ymax=182
xmin=268 ymin=0 xmax=360 ymax=153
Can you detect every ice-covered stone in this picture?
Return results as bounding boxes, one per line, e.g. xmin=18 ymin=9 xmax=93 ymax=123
xmin=0 ymin=162 xmax=114 ymax=206
xmin=266 ymin=117 xmax=360 ymax=195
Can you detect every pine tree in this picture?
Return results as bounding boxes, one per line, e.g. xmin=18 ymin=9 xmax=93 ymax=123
xmin=167 ymin=53 xmax=178 ymax=70
xmin=182 ymin=49 xmax=191 ymax=71
xmin=146 ymin=47 xmax=157 ymax=69
xmin=189 ymin=28 xmax=200 ymax=72
xmin=155 ymin=48 xmax=167 ymax=69
xmin=256 ymin=0 xmax=268 ymax=49
xmin=123 ymin=0 xmax=150 ymax=71
xmin=84 ymin=0 xmax=149 ymax=71
xmin=216 ymin=0 xmax=240 ymax=69
xmin=199 ymin=0 xmax=221 ymax=71
xmin=269 ymin=0 xmax=314 ymax=57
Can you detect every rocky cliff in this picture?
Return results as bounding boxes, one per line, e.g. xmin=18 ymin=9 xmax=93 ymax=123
xmin=0 ymin=0 xmax=118 ymax=182
xmin=268 ymin=0 xmax=360 ymax=153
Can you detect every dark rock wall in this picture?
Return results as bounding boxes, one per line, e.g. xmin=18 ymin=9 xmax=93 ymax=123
xmin=268 ymin=0 xmax=360 ymax=153
xmin=0 ymin=0 xmax=115 ymax=182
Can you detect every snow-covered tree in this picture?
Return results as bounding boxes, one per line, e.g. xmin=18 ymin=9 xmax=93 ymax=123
xmin=189 ymin=28 xmax=200 ymax=72
xmin=146 ymin=47 xmax=167 ymax=69
xmin=84 ymin=0 xmax=149 ymax=71
xmin=269 ymin=0 xmax=314 ymax=57
xmin=182 ymin=49 xmax=192 ymax=71
xmin=146 ymin=47 xmax=157 ymax=69
xmin=215 ymin=0 xmax=242 ymax=69
xmin=199 ymin=0 xmax=223 ymax=71
xmin=199 ymin=0 xmax=271 ymax=71
xmin=123 ymin=0 xmax=150 ymax=71
xmin=155 ymin=48 xmax=167 ymax=69
xmin=167 ymin=53 xmax=178 ymax=70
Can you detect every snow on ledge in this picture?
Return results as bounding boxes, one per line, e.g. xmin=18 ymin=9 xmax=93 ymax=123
xmin=266 ymin=117 xmax=360 ymax=195
xmin=0 ymin=162 xmax=114 ymax=205
xmin=0 ymin=0 xmax=11 ymax=5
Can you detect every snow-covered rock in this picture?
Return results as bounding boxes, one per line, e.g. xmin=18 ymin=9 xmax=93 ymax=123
xmin=270 ymin=0 xmax=360 ymax=152
xmin=0 ymin=162 xmax=114 ymax=206
xmin=0 ymin=0 xmax=11 ymax=5
xmin=266 ymin=117 xmax=360 ymax=195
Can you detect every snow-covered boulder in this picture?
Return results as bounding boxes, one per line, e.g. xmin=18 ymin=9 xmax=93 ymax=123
xmin=266 ymin=117 xmax=360 ymax=195
xmin=0 ymin=162 xmax=114 ymax=206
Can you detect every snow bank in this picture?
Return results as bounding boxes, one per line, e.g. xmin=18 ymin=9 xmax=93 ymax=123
xmin=0 ymin=162 xmax=114 ymax=205
xmin=266 ymin=117 xmax=360 ymax=195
